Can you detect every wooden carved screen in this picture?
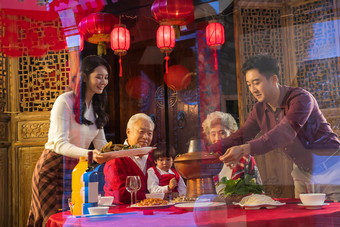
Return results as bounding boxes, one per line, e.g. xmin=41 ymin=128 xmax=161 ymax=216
xmin=234 ymin=0 xmax=340 ymax=198
xmin=288 ymin=0 xmax=340 ymax=136
xmin=9 ymin=49 xmax=69 ymax=226
xmin=0 ymin=53 xmax=9 ymax=227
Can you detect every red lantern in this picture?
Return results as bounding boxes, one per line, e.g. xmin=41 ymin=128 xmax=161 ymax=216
xmin=125 ymin=76 xmax=151 ymax=99
xmin=164 ymin=65 xmax=191 ymax=91
xmin=151 ymin=0 xmax=194 ymax=26
xmin=205 ymin=21 xmax=225 ymax=70
xmin=78 ymin=12 xmax=118 ymax=56
xmin=205 ymin=21 xmax=225 ymax=49
xmin=157 ymin=25 xmax=175 ymax=73
xmin=111 ymin=24 xmax=130 ymax=77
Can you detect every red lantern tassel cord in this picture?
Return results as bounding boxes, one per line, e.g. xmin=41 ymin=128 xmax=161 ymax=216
xmin=214 ymin=49 xmax=218 ymax=70
xmin=119 ymin=54 xmax=123 ymax=77
xmin=164 ymin=50 xmax=170 ymax=74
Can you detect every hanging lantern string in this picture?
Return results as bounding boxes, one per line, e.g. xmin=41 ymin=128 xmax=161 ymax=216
xmin=119 ymin=53 xmax=123 ymax=77
xmin=165 ymin=49 xmax=170 ymax=74
xmin=214 ymin=49 xmax=218 ymax=70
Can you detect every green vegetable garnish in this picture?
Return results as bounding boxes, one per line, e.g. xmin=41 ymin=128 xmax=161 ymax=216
xmin=217 ymin=174 xmax=263 ymax=196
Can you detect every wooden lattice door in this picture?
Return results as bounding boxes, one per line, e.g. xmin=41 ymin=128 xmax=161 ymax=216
xmin=8 ymin=50 xmax=70 ymax=226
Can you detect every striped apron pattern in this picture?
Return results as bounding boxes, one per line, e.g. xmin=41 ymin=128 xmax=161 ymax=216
xmin=27 ymin=149 xmax=78 ymax=227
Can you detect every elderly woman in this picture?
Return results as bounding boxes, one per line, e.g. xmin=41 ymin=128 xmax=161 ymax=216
xmin=202 ymin=111 xmax=262 ymax=184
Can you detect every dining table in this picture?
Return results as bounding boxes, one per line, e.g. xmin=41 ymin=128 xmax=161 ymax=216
xmin=47 ymin=198 xmax=340 ymax=227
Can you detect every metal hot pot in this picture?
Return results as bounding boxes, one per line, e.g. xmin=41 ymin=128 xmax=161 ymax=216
xmin=174 ymin=140 xmax=223 ymax=198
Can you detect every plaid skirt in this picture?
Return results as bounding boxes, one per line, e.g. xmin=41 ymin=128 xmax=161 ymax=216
xmin=27 ymin=149 xmax=78 ymax=227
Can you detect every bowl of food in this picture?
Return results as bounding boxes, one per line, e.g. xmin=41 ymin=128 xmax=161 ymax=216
xmin=98 ymin=196 xmax=114 ymax=206
xmin=299 ymin=193 xmax=325 ymax=205
xmin=88 ymin=206 xmax=109 ymax=215
xmin=145 ymin=193 xmax=165 ymax=200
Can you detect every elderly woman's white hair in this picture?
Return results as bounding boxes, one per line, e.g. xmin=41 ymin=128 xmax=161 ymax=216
xmin=202 ymin=111 xmax=238 ymax=137
xmin=127 ymin=113 xmax=155 ymax=130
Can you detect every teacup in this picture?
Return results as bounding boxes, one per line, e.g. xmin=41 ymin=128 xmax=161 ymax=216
xmin=98 ymin=195 xmax=114 ymax=206
xmin=299 ymin=193 xmax=325 ymax=205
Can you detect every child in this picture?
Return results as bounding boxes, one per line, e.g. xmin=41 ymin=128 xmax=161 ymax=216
xmin=147 ymin=147 xmax=186 ymax=197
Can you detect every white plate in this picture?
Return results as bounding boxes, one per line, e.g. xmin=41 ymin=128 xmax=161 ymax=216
xmin=98 ymin=204 xmax=117 ymax=208
xmin=73 ymin=213 xmax=114 ymax=218
xmin=175 ymin=202 xmax=225 ymax=211
xmin=129 ymin=202 xmax=175 ymax=210
xmin=171 ymin=200 xmax=196 ymax=204
xmin=233 ymin=202 xmax=286 ymax=210
xmin=297 ymin=203 xmax=329 ymax=210
xmin=105 ymin=147 xmax=156 ymax=158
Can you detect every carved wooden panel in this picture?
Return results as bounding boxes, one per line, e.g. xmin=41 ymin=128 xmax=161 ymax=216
xmin=296 ymin=57 xmax=340 ymax=109
xmin=18 ymin=121 xmax=50 ymax=141
xmin=235 ymin=2 xmax=286 ymax=124
xmin=289 ymin=0 xmax=340 ymax=110
xmin=17 ymin=147 xmax=43 ymax=227
xmin=321 ymin=107 xmax=340 ymax=137
xmin=18 ymin=52 xmax=69 ymax=112
xmin=0 ymin=122 xmax=7 ymax=142
xmin=254 ymin=150 xmax=294 ymax=198
xmin=0 ymin=53 xmax=7 ymax=113
xmin=10 ymin=50 xmax=70 ymax=226
xmin=0 ymin=148 xmax=8 ymax=227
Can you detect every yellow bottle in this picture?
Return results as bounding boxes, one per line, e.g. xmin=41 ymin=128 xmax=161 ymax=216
xmin=71 ymin=156 xmax=87 ymax=215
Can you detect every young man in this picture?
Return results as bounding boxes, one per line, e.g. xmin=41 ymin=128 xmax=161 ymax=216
xmin=212 ymin=54 xmax=340 ymax=200
xmin=104 ymin=113 xmax=155 ymax=204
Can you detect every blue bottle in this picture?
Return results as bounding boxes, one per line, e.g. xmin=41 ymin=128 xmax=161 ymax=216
xmin=82 ymin=151 xmax=98 ymax=215
xmin=95 ymin=164 xmax=106 ymax=196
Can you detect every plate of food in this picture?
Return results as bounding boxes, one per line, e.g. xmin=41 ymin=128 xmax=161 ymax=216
xmin=174 ymin=202 xmax=225 ymax=211
xmin=129 ymin=198 xmax=174 ymax=210
xmin=233 ymin=194 xmax=286 ymax=210
xmin=171 ymin=195 xmax=197 ymax=204
xmin=101 ymin=142 xmax=156 ymax=158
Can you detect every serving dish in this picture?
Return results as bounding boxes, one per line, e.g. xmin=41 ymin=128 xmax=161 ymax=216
xmin=129 ymin=202 xmax=175 ymax=210
xmin=174 ymin=202 xmax=225 ymax=211
xmin=105 ymin=147 xmax=156 ymax=158
xmin=233 ymin=202 xmax=286 ymax=210
xmin=88 ymin=206 xmax=109 ymax=215
xmin=297 ymin=203 xmax=329 ymax=210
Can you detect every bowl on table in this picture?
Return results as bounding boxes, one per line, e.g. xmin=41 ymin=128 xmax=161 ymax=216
xmin=88 ymin=206 xmax=109 ymax=215
xmin=145 ymin=193 xmax=165 ymax=200
xmin=98 ymin=196 xmax=114 ymax=206
xmin=299 ymin=193 xmax=326 ymax=205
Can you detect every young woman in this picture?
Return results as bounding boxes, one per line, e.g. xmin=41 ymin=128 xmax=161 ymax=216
xmin=27 ymin=55 xmax=114 ymax=226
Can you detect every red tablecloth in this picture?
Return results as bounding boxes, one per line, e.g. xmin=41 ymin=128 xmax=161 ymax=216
xmin=47 ymin=199 xmax=340 ymax=227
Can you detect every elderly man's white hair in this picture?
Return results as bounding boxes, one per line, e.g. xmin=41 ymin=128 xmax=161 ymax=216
xmin=202 ymin=111 xmax=238 ymax=137
xmin=127 ymin=113 xmax=155 ymax=130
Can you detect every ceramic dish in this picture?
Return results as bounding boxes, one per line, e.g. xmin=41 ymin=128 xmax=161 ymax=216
xmin=174 ymin=202 xmax=225 ymax=211
xmin=105 ymin=147 xmax=156 ymax=158
xmin=129 ymin=202 xmax=175 ymax=210
xmin=233 ymin=202 xmax=286 ymax=210
xmin=98 ymin=204 xmax=117 ymax=208
xmin=88 ymin=206 xmax=109 ymax=215
xmin=297 ymin=203 xmax=329 ymax=210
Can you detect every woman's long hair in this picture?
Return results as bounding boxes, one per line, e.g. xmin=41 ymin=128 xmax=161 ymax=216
xmin=73 ymin=55 xmax=110 ymax=129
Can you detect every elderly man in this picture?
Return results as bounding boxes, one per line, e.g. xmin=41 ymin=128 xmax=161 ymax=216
xmin=104 ymin=113 xmax=155 ymax=204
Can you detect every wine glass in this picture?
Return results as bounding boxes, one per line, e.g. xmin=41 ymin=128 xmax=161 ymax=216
xmin=126 ymin=176 xmax=138 ymax=206
xmin=68 ymin=198 xmax=74 ymax=215
xmin=134 ymin=176 xmax=142 ymax=204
